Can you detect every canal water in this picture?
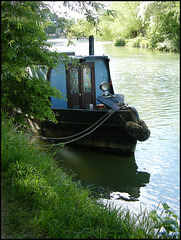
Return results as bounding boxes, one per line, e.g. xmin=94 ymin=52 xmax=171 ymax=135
xmin=46 ymin=38 xmax=180 ymax=217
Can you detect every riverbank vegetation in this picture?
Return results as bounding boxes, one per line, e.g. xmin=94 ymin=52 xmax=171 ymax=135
xmin=1 ymin=113 xmax=180 ymax=239
xmin=70 ymin=1 xmax=180 ymax=52
xmin=25 ymin=1 xmax=180 ymax=52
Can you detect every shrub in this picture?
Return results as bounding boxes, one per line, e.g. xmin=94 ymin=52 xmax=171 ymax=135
xmin=155 ymin=38 xmax=179 ymax=52
xmin=115 ymin=37 xmax=126 ymax=46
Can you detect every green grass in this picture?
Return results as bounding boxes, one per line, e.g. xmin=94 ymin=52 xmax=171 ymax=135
xmin=1 ymin=177 xmax=38 ymax=239
xmin=1 ymin=112 xmax=180 ymax=239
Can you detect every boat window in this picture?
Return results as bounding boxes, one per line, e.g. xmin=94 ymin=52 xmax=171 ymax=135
xmin=70 ymin=68 xmax=79 ymax=94
xmin=83 ymin=66 xmax=91 ymax=92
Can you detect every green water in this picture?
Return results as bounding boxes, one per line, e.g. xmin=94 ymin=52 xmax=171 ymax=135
xmin=47 ymin=38 xmax=180 ymax=217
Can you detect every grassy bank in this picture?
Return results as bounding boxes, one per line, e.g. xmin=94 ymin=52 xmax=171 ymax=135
xmin=1 ymin=113 xmax=180 ymax=239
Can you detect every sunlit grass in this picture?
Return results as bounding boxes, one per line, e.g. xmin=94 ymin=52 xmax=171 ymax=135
xmin=1 ymin=112 xmax=180 ymax=239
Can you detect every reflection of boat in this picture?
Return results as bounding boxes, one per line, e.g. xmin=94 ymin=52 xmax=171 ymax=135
xmin=56 ymin=147 xmax=150 ymax=201
xmin=29 ymin=36 xmax=150 ymax=154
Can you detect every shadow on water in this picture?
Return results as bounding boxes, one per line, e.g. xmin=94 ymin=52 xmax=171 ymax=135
xmin=54 ymin=146 xmax=150 ymax=202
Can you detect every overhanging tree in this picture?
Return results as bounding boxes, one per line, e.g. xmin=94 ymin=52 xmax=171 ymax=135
xmin=44 ymin=20 xmax=57 ymax=36
xmin=1 ymin=1 xmax=115 ymax=124
xmin=1 ymin=1 xmax=65 ymax=124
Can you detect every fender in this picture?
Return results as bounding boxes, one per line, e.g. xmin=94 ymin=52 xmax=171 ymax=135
xmin=125 ymin=106 xmax=140 ymax=124
xmin=125 ymin=119 xmax=150 ymax=141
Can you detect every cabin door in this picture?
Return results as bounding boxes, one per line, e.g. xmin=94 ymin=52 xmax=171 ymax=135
xmin=66 ymin=62 xmax=96 ymax=109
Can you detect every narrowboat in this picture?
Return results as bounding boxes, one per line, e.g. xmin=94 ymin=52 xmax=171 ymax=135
xmin=29 ymin=36 xmax=150 ymax=154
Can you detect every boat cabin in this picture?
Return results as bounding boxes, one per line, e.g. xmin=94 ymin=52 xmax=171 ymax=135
xmin=49 ymin=55 xmax=115 ymax=109
xmin=48 ymin=36 xmax=118 ymax=110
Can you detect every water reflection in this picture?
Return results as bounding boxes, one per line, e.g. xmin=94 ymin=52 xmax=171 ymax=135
xmin=55 ymin=147 xmax=150 ymax=201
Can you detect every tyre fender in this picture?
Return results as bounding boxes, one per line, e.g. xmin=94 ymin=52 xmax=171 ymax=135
xmin=125 ymin=119 xmax=150 ymax=141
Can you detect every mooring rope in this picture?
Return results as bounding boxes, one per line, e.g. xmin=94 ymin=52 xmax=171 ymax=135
xmin=33 ymin=107 xmax=123 ymax=147
xmin=118 ymin=113 xmax=127 ymax=123
xmin=17 ymin=111 xmax=111 ymax=141
xmin=35 ymin=109 xmax=114 ymax=141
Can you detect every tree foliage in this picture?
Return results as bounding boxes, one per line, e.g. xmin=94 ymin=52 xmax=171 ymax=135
xmin=1 ymin=1 xmax=64 ymax=123
xmin=68 ymin=19 xmax=96 ymax=39
xmin=137 ymin=1 xmax=180 ymax=51
xmin=111 ymin=1 xmax=180 ymax=51
xmin=71 ymin=1 xmax=180 ymax=51
xmin=1 ymin=1 xmax=113 ymax=124
xmin=44 ymin=20 xmax=57 ymax=35
xmin=71 ymin=1 xmax=142 ymax=41
xmin=56 ymin=1 xmax=116 ymax=40
xmin=108 ymin=1 xmax=143 ymax=39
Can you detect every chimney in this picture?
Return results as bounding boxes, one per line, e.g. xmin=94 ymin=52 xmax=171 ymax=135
xmin=89 ymin=35 xmax=94 ymax=55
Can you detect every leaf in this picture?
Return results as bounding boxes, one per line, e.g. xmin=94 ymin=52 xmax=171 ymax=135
xmin=8 ymin=40 xmax=15 ymax=47
xmin=149 ymin=211 xmax=159 ymax=221
xmin=172 ymin=214 xmax=178 ymax=220
xmin=162 ymin=203 xmax=170 ymax=211
xmin=162 ymin=218 xmax=178 ymax=227
xmin=164 ymin=225 xmax=176 ymax=232
xmin=17 ymin=22 xmax=23 ymax=30
xmin=153 ymin=222 xmax=163 ymax=228
xmin=106 ymin=10 xmax=117 ymax=18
